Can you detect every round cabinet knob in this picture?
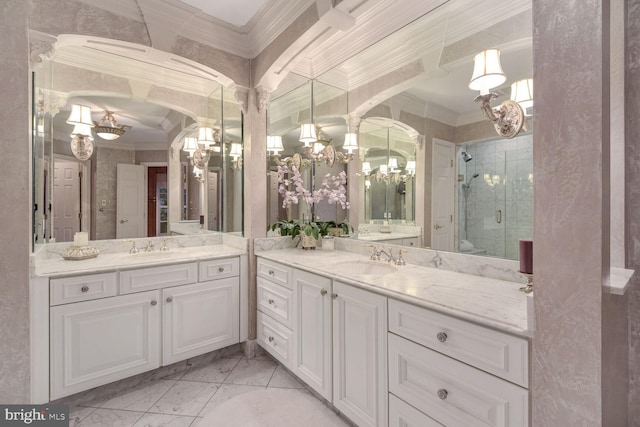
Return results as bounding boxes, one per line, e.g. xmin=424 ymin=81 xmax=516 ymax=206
xmin=436 ymin=332 xmax=448 ymax=343
xmin=331 ymin=293 xmax=338 ymax=300
xmin=218 ymin=267 xmax=225 ymax=273
xmin=81 ymin=285 xmax=89 ymax=293
xmin=268 ymin=299 xmax=275 ymax=305
xmin=268 ymin=336 xmax=274 ymax=342
xmin=320 ymin=288 xmax=327 ymax=296
xmin=150 ymin=300 xmax=158 ymax=306
xmin=166 ymin=297 xmax=173 ymax=303
xmin=268 ymin=270 xmax=275 ymax=276
xmin=437 ymin=389 xmax=448 ymax=400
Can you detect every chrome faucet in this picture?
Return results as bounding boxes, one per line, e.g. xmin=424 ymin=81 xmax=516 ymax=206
xmin=377 ymin=248 xmax=396 ymax=264
xmin=368 ymin=245 xmax=406 ymax=265
xmin=144 ymin=239 xmax=155 ymax=253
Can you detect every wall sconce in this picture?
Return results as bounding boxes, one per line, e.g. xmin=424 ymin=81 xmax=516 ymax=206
xmin=510 ymin=78 xmax=533 ymax=116
xmin=362 ymin=162 xmax=372 ymax=175
xmin=303 ymin=127 xmax=357 ymax=166
xmin=370 ymin=161 xmax=415 ymax=183
xmin=67 ymin=104 xmax=95 ymax=160
xmin=182 ymin=127 xmax=221 ymax=180
xmin=94 ymin=110 xmax=126 ymax=140
xmin=299 ymin=123 xmax=317 ymax=147
xmin=405 ymin=161 xmax=416 ymax=176
xmin=469 ymin=49 xmax=526 ymax=139
xmin=267 ymin=135 xmax=284 ymax=155
xmin=229 ymin=142 xmax=243 ymax=169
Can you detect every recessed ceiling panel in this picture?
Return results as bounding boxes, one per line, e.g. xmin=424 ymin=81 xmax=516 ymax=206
xmin=179 ymin=0 xmax=270 ymax=27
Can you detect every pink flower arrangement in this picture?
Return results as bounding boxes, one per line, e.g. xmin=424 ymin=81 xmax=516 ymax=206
xmin=277 ymin=165 xmax=349 ymax=212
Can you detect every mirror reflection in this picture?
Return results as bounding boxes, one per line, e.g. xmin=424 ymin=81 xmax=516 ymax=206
xmin=267 ymin=0 xmax=533 ymax=260
xmin=32 ymin=39 xmax=243 ymax=247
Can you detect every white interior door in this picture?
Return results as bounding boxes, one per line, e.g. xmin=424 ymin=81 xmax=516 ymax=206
xmin=117 ymin=164 xmax=146 ymax=239
xmin=431 ymin=139 xmax=455 ymax=251
xmin=52 ymin=159 xmax=80 ymax=242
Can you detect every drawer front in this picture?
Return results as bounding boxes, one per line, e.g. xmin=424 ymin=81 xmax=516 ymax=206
xmin=257 ymin=277 xmax=294 ymax=329
xmin=389 ymin=394 xmax=443 ymax=427
xmin=389 ymin=299 xmax=529 ymax=387
xmin=120 ymin=263 xmax=198 ymax=294
xmin=257 ymin=258 xmax=291 ymax=289
xmin=257 ymin=311 xmax=294 ymax=368
xmin=389 ymin=334 xmax=529 ymax=427
xmin=199 ymin=257 xmax=240 ymax=281
xmin=50 ymin=273 xmax=117 ymax=306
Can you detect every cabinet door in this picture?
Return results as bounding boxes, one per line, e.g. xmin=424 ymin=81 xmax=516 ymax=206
xmin=163 ymin=278 xmax=239 ymax=364
xmin=50 ymin=290 xmax=161 ymax=400
xmin=293 ymin=269 xmax=332 ymax=400
xmin=332 ymin=281 xmax=387 ymax=427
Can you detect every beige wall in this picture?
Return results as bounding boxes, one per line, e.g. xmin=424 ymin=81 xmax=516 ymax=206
xmin=0 ymin=0 xmax=30 ymax=404
xmin=627 ymin=0 xmax=640 ymax=424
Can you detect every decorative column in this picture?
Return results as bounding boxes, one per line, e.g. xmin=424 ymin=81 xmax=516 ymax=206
xmin=345 ymin=112 xmax=363 ymax=228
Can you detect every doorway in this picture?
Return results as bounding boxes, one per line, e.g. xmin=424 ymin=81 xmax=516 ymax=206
xmin=52 ymin=156 xmax=90 ymax=242
xmin=147 ymin=166 xmax=168 ymax=237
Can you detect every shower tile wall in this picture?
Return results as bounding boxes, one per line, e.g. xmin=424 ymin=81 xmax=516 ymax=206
xmin=460 ymin=134 xmax=533 ymax=260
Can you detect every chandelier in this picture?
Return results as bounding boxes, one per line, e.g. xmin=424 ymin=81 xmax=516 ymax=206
xmin=94 ymin=111 xmax=126 ymax=140
xmin=66 ymin=104 xmax=95 ymax=160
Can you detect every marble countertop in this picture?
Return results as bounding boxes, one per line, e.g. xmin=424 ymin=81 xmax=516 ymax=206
xmin=356 ymin=232 xmax=420 ymax=241
xmin=35 ymin=245 xmax=245 ymax=278
xmin=257 ymin=249 xmax=532 ymax=337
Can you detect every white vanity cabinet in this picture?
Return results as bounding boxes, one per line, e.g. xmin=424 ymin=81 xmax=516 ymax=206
xmin=48 ymin=257 xmax=241 ymax=400
xmin=50 ymin=290 xmax=161 ymax=400
xmin=332 ymin=281 xmax=387 ymax=427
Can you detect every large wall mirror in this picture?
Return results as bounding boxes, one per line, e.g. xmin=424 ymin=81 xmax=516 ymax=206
xmin=267 ymin=0 xmax=532 ymax=260
xmin=32 ymin=36 xmax=243 ymax=249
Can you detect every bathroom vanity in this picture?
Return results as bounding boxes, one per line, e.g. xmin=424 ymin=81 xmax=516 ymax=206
xmin=30 ymin=240 xmax=248 ymax=402
xmin=255 ymin=249 xmax=531 ymax=427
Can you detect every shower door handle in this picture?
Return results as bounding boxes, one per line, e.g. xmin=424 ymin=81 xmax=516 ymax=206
xmin=496 ymin=209 xmax=502 ymax=224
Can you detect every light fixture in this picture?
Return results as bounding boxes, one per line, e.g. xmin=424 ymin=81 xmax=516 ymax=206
xmin=388 ymin=157 xmax=398 ymax=171
xmin=266 ymin=135 xmax=284 ymax=154
xmin=469 ymin=49 xmax=526 ymax=139
xmin=182 ymin=127 xmax=222 ymax=179
xmin=405 ymin=161 xmax=416 ymax=176
xmin=198 ymin=127 xmax=219 ymax=150
xmin=342 ymin=133 xmax=358 ymax=154
xmin=229 ymin=142 xmax=243 ymax=169
xmin=303 ymin=127 xmax=356 ymax=166
xmin=67 ymin=104 xmax=94 ymax=160
xmin=299 ymin=123 xmax=317 ymax=147
xmin=510 ymin=78 xmax=534 ymax=115
xmin=362 ymin=162 xmax=372 ymax=175
xmin=94 ymin=111 xmax=126 ymax=140
xmin=182 ymin=137 xmax=199 ymax=157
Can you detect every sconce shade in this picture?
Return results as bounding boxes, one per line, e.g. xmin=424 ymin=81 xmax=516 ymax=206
xmin=183 ymin=137 xmax=199 ymax=155
xmin=299 ymin=123 xmax=317 ymax=146
xmin=266 ymin=135 xmax=284 ymax=154
xmin=469 ymin=49 xmax=506 ymax=93
xmin=193 ymin=165 xmax=202 ymax=177
xmin=379 ymin=164 xmax=388 ymax=175
xmin=343 ymin=133 xmax=358 ymax=153
xmin=198 ymin=127 xmax=216 ymax=148
xmin=66 ymin=104 xmax=94 ymax=127
xmin=229 ymin=142 xmax=242 ymax=159
xmin=362 ymin=162 xmax=372 ymax=175
xmin=405 ymin=160 xmax=416 ymax=175
xmin=388 ymin=157 xmax=398 ymax=170
xmin=70 ymin=123 xmax=94 ymax=139
xmin=313 ymin=141 xmax=325 ymax=154
xmin=511 ymin=78 xmax=534 ymax=112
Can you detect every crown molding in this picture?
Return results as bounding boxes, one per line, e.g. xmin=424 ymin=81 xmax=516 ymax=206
xmin=77 ymin=0 xmax=145 ymax=22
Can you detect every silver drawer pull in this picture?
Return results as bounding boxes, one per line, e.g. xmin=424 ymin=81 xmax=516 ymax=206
xmin=151 ymin=300 xmax=158 ymax=306
xmin=320 ymin=288 xmax=327 ymax=296
xmin=436 ymin=332 xmax=448 ymax=343
xmin=166 ymin=297 xmax=173 ymax=303
xmin=218 ymin=267 xmax=225 ymax=273
xmin=331 ymin=293 xmax=338 ymax=300
xmin=268 ymin=270 xmax=275 ymax=276
xmin=81 ymin=285 xmax=89 ymax=293
xmin=268 ymin=336 xmax=274 ymax=342
xmin=437 ymin=389 xmax=448 ymax=400
xmin=268 ymin=299 xmax=275 ymax=305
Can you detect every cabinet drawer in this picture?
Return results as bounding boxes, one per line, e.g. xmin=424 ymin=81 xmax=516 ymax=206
xmin=120 ymin=263 xmax=198 ymax=294
xmin=389 ymin=299 xmax=529 ymax=387
xmin=50 ymin=273 xmax=117 ymax=306
xmin=257 ymin=311 xmax=294 ymax=368
xmin=257 ymin=277 xmax=294 ymax=329
xmin=257 ymin=258 xmax=292 ymax=289
xmin=389 ymin=394 xmax=443 ymax=427
xmin=389 ymin=334 xmax=529 ymax=427
xmin=199 ymin=257 xmax=240 ymax=281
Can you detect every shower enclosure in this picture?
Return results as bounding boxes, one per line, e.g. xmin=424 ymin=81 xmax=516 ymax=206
xmin=456 ymin=133 xmax=533 ymax=260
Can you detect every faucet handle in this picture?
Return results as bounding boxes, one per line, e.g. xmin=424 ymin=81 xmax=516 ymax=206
xmin=145 ymin=239 xmax=155 ymax=252
xmin=367 ymin=245 xmax=379 ymax=260
xmin=396 ymin=249 xmax=407 ymax=266
xmin=160 ymin=238 xmax=170 ymax=252
xmin=123 ymin=240 xmax=139 ymax=254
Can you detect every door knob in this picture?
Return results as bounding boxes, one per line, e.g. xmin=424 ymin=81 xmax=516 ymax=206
xmin=433 ymin=224 xmax=443 ymax=230
xmin=120 ymin=219 xmax=128 ymax=224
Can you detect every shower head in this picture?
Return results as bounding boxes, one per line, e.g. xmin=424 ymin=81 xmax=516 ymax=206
xmin=462 ymin=151 xmax=473 ymax=163
xmin=463 ymin=173 xmax=480 ymax=189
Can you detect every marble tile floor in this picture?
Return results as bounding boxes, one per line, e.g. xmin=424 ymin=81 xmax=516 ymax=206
xmin=66 ymin=353 xmax=352 ymax=427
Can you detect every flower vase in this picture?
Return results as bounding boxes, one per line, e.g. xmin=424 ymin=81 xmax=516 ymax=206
xmin=300 ymin=233 xmax=317 ymax=250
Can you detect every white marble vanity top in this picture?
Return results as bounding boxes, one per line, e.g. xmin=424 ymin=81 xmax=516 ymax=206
xmin=35 ymin=245 xmax=245 ymax=278
xmin=356 ymin=232 xmax=420 ymax=241
xmin=257 ymin=249 xmax=532 ymax=337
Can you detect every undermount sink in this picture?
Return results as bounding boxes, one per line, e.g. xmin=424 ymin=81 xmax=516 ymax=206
xmin=333 ymin=260 xmax=398 ymax=275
